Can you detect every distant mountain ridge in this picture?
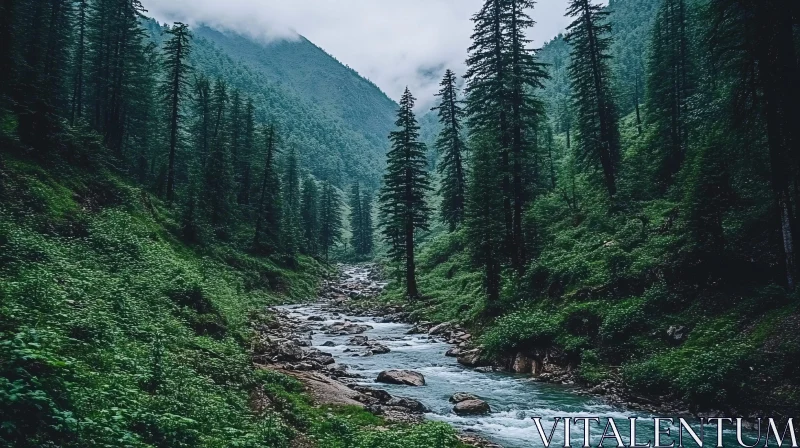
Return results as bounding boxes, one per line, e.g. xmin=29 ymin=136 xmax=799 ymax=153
xmin=192 ymin=26 xmax=398 ymax=151
xmin=144 ymin=20 xmax=398 ymax=190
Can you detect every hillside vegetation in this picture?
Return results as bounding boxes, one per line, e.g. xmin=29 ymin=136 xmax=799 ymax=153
xmin=0 ymin=0 xmax=458 ymax=446
xmin=381 ymin=0 xmax=800 ymax=417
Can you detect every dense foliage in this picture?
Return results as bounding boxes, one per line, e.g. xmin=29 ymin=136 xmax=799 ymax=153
xmin=382 ymin=0 xmax=800 ymax=416
xmin=0 ymin=1 xmax=460 ymax=446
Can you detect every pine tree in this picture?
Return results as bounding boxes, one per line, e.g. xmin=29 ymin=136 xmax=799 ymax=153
xmin=360 ymin=191 xmax=375 ymax=255
xmin=191 ymin=75 xmax=212 ymax=167
xmin=86 ymin=0 xmax=149 ymax=154
xmin=465 ymin=0 xmax=549 ymax=270
xmin=128 ymin=41 xmax=160 ymax=185
xmin=465 ymin=0 xmax=513 ymax=257
xmin=565 ymin=0 xmax=621 ymax=198
xmin=300 ymin=176 xmax=320 ymax=256
xmin=70 ymin=0 xmax=89 ymax=123
xmin=646 ymin=0 xmax=695 ymax=188
xmin=431 ymin=70 xmax=467 ymax=232
xmin=349 ymin=182 xmax=363 ymax=253
xmin=379 ymin=88 xmax=432 ymax=299
xmin=253 ymin=124 xmax=282 ymax=254
xmin=709 ymin=0 xmax=800 ymax=289
xmin=281 ymin=146 xmax=302 ymax=260
xmin=0 ymin=0 xmax=14 ymax=107
xmin=202 ymin=78 xmax=233 ymax=238
xmin=228 ymin=89 xmax=243 ymax=186
xmin=507 ymin=0 xmax=549 ymax=269
xmin=161 ymin=22 xmax=191 ymax=204
xmin=238 ymin=98 xmax=256 ymax=205
xmin=319 ymin=180 xmax=343 ymax=261
xmin=465 ymin=134 xmax=506 ymax=306
xmin=14 ymin=0 xmax=73 ymax=147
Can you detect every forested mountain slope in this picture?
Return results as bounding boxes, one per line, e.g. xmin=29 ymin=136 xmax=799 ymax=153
xmin=143 ymin=20 xmax=393 ymax=189
xmin=193 ymin=26 xmax=398 ymax=151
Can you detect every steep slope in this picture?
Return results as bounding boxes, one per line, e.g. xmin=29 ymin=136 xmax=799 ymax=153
xmin=143 ymin=20 xmax=396 ymax=190
xmin=192 ymin=26 xmax=398 ymax=151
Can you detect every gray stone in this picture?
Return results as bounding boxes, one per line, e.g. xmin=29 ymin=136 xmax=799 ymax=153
xmin=450 ymin=392 xmax=480 ymax=403
xmin=376 ymin=370 xmax=426 ymax=387
xmin=453 ymin=399 xmax=491 ymax=415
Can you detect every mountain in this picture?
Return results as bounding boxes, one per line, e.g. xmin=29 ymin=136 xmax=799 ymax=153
xmin=143 ymin=21 xmax=397 ymax=190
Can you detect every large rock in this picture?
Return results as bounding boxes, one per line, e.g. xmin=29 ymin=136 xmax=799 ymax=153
xmin=449 ymin=392 xmax=479 ymax=404
xmin=667 ymin=325 xmax=688 ymax=343
xmin=368 ymin=343 xmax=391 ymax=355
xmin=386 ymin=397 xmax=429 ymax=414
xmin=348 ymin=335 xmax=369 ymax=346
xmin=457 ymin=348 xmax=486 ymax=367
xmin=453 ymin=399 xmax=491 ymax=415
xmin=511 ymin=352 xmax=534 ymax=373
xmin=376 ymin=370 xmax=426 ymax=387
xmin=445 ymin=347 xmax=462 ymax=357
xmin=276 ymin=341 xmax=304 ymax=361
xmin=428 ymin=322 xmax=453 ymax=336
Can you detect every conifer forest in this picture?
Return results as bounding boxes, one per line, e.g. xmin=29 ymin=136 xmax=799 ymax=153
xmin=1 ymin=0 xmax=800 ymax=447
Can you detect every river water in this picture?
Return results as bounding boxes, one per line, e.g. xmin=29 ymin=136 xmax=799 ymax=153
xmin=279 ymin=303 xmax=762 ymax=448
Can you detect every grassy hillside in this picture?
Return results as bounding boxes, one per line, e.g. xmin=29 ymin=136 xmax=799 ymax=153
xmin=0 ymin=125 xmax=462 ymax=447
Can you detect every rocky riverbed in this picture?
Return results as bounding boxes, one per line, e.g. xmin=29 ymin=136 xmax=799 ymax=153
xmin=250 ymin=264 xmax=748 ymax=448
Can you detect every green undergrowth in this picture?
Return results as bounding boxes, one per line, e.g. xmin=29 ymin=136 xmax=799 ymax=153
xmin=380 ymin=181 xmax=800 ymax=414
xmin=380 ymin=229 xmax=486 ymax=324
xmin=0 ymin=152 xmax=463 ymax=447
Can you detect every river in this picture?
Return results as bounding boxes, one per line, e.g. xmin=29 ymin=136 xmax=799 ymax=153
xmin=276 ymin=267 xmax=762 ymax=448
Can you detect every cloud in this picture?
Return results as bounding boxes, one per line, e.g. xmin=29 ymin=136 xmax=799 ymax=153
xmin=141 ymin=0 xmax=604 ymax=109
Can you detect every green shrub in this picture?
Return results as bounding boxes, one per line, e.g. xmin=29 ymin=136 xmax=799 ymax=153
xmin=481 ymin=309 xmax=559 ymax=356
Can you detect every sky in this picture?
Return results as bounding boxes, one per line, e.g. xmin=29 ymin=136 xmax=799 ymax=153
xmin=141 ymin=0 xmax=606 ymax=108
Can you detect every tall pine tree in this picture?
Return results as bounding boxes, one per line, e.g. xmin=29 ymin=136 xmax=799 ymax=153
xmin=565 ymin=0 xmax=620 ymax=198
xmin=253 ymin=124 xmax=282 ymax=255
xmin=300 ymin=176 xmax=320 ymax=257
xmin=238 ymin=98 xmax=256 ymax=205
xmin=646 ymin=0 xmax=695 ymax=188
xmin=360 ymin=191 xmax=374 ymax=255
xmin=465 ymin=0 xmax=549 ymax=270
xmin=379 ymin=88 xmax=431 ymax=299
xmin=161 ymin=22 xmax=191 ymax=204
xmin=349 ymin=182 xmax=363 ymax=253
xmin=319 ymin=180 xmax=343 ymax=261
xmin=431 ymin=69 xmax=467 ymax=232
xmin=202 ymin=78 xmax=234 ymax=238
xmin=465 ymin=0 xmax=513 ymax=261
xmin=281 ymin=145 xmax=302 ymax=260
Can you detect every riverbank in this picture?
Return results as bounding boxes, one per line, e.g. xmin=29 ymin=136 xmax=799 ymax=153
xmin=253 ymin=264 xmax=501 ymax=447
xmin=327 ymin=266 xmax=694 ymax=418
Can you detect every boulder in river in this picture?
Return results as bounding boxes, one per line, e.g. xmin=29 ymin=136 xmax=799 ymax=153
xmin=450 ymin=392 xmax=480 ymax=403
xmin=445 ymin=347 xmax=462 ymax=357
xmin=367 ymin=343 xmax=391 ymax=354
xmin=457 ymin=348 xmax=487 ymax=367
xmin=376 ymin=370 xmax=426 ymax=387
xmin=321 ymin=341 xmax=336 ymax=347
xmin=453 ymin=399 xmax=491 ymax=415
xmin=348 ymin=335 xmax=369 ymax=346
